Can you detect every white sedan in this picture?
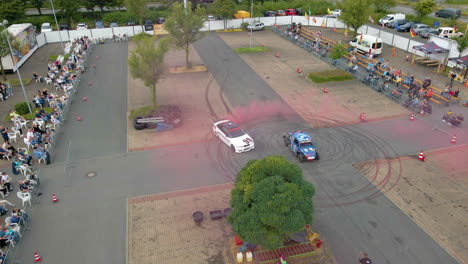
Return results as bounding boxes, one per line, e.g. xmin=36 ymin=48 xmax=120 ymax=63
xmin=213 ymin=120 xmax=254 ymax=153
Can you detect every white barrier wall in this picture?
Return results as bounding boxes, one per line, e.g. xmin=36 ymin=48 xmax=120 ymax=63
xmin=43 ymin=31 xmax=70 ymax=43
xmin=112 ymin=26 xmax=136 ymax=36
xmin=37 ymin=33 xmax=46 ymax=48
xmin=69 ymin=29 xmax=92 ymax=40
xmin=91 ymin=28 xmax=113 ymax=38
xmin=393 ymin=35 xmax=409 ymax=51
xmin=380 ymin=31 xmax=394 ymax=46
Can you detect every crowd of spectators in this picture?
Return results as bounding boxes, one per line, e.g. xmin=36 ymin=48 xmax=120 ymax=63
xmin=0 ymin=36 xmax=92 ymax=261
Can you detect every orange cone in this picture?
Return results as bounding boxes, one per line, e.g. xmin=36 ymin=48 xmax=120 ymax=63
xmin=261 ymin=41 xmax=264 ymax=47
xmin=34 ymin=252 xmax=42 ymax=262
xmin=275 ymin=52 xmax=279 ymax=58
xmin=88 ymin=81 xmax=92 ymax=86
xmin=360 ymin=113 xmax=366 ymax=121
xmin=451 ymin=135 xmax=457 ymax=144
xmin=52 ymin=194 xmax=58 ymax=203
xmin=418 ymin=151 xmax=425 ymax=162
xmin=96 ymin=56 xmax=100 ymax=59
xmin=297 ymin=67 xmax=302 ymax=74
xmin=92 ymin=64 xmax=96 ymax=68
xmin=77 ymin=115 xmax=81 ymax=121
xmin=420 ymin=109 xmax=424 ymax=116
xmin=410 ymin=113 xmax=415 ymax=121
xmin=323 ymin=87 xmax=328 ymax=93
xmin=83 ymin=96 xmax=87 ymax=102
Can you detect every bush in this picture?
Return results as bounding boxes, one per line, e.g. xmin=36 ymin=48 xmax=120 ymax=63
xmin=308 ymin=70 xmax=353 ymax=83
xmin=14 ymin=102 xmax=30 ymax=115
xmin=240 ymin=22 xmax=249 ymax=30
xmin=144 ymin=9 xmax=171 ymax=21
xmin=102 ymin=11 xmax=138 ymax=25
xmin=132 ymin=32 xmax=155 ymax=41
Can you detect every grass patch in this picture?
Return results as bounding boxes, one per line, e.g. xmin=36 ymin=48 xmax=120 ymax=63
xmin=129 ymin=105 xmax=159 ymax=120
xmin=48 ymin=54 xmax=71 ymax=62
xmin=235 ymin=46 xmax=270 ymax=53
xmin=308 ymin=70 xmax=353 ymax=83
xmin=8 ymin=78 xmax=32 ymax=86
xmin=444 ymin=0 xmax=468 ymax=4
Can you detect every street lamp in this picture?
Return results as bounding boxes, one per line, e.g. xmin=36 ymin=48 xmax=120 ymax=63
xmin=49 ymin=0 xmax=65 ymax=51
xmin=0 ymin=20 xmax=33 ymax=114
xmin=249 ymin=0 xmax=253 ymax=48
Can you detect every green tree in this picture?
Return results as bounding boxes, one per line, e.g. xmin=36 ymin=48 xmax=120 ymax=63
xmin=128 ymin=35 xmax=169 ymax=106
xmin=451 ymin=35 xmax=468 ymax=57
xmin=124 ymin=0 xmax=147 ymax=25
xmin=210 ymin=0 xmax=237 ymax=28
xmin=31 ymin=0 xmax=45 ymax=15
xmin=329 ymin=43 xmax=348 ymax=64
xmin=372 ymin=0 xmax=395 ymax=12
xmin=0 ymin=29 xmax=13 ymax=81
xmin=338 ymin=0 xmax=373 ymax=38
xmin=165 ymin=1 xmax=206 ymax=68
xmin=55 ymin=0 xmax=81 ymax=23
xmin=414 ymin=0 xmax=437 ymax=22
xmin=0 ymin=0 xmax=25 ymax=23
xmin=228 ymin=156 xmax=315 ymax=250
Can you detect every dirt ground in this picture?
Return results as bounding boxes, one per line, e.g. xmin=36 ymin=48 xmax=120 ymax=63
xmin=127 ymin=183 xmax=235 ymax=264
xmin=127 ymin=42 xmax=233 ymax=151
xmin=355 ymin=145 xmax=468 ymax=264
xmin=218 ymin=31 xmax=410 ymax=127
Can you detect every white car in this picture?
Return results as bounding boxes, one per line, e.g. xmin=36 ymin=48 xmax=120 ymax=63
xmin=213 ymin=120 xmax=254 ymax=153
xmin=247 ymin=22 xmax=265 ymax=31
xmin=41 ymin=23 xmax=52 ymax=32
xmin=76 ymin=23 xmax=88 ymax=30
xmin=331 ymin=9 xmax=341 ymax=16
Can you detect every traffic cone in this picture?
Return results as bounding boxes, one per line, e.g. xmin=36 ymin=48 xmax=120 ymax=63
xmin=451 ymin=135 xmax=457 ymax=144
xmin=34 ymin=252 xmax=42 ymax=262
xmin=92 ymin=64 xmax=96 ymax=68
xmin=360 ymin=113 xmax=366 ymax=121
xmin=77 ymin=115 xmax=81 ymax=121
xmin=409 ymin=113 xmax=415 ymax=121
xmin=275 ymin=52 xmax=279 ymax=58
xmin=96 ymin=56 xmax=100 ymax=59
xmin=52 ymin=194 xmax=58 ymax=203
xmin=88 ymin=81 xmax=92 ymax=87
xmin=83 ymin=96 xmax=87 ymax=102
xmin=297 ymin=67 xmax=302 ymax=74
xmin=418 ymin=151 xmax=425 ymax=162
xmin=323 ymin=87 xmax=328 ymax=93
xmin=261 ymin=41 xmax=264 ymax=47
xmin=420 ymin=109 xmax=424 ymax=116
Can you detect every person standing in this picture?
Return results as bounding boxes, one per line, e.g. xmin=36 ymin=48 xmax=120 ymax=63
xmin=0 ymin=127 xmax=8 ymax=143
xmin=359 ymin=252 xmax=372 ymax=264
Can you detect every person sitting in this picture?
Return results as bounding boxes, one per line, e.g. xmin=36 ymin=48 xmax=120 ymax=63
xmin=0 ymin=182 xmax=8 ymax=197
xmin=442 ymin=110 xmax=453 ymax=122
xmin=17 ymin=149 xmax=32 ymax=165
xmin=32 ymin=72 xmax=40 ymax=82
xmin=0 ymin=205 xmax=9 ymax=216
xmin=391 ymin=88 xmax=403 ymax=99
xmin=0 ymin=226 xmax=10 ymax=248
xmin=18 ymin=180 xmax=30 ymax=193
xmin=449 ymin=114 xmax=464 ymax=126
xmin=0 ymin=148 xmax=9 ymax=161
xmin=421 ymin=99 xmax=432 ymax=114
xmin=9 ymin=214 xmax=20 ymax=225
xmin=33 ymin=145 xmax=48 ymax=161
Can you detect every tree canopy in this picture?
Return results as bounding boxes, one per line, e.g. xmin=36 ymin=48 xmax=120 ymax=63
xmin=329 ymin=43 xmax=348 ymax=60
xmin=451 ymin=35 xmax=468 ymax=57
xmin=338 ymin=0 xmax=373 ymax=38
xmin=0 ymin=0 xmax=25 ymax=23
xmin=165 ymin=1 xmax=206 ymax=68
xmin=372 ymin=0 xmax=395 ymax=13
xmin=55 ymin=0 xmax=81 ymax=23
xmin=124 ymin=0 xmax=147 ymax=25
xmin=128 ymin=35 xmax=169 ymax=106
xmin=228 ymin=155 xmax=315 ymax=250
xmin=0 ymin=29 xmax=13 ymax=81
xmin=414 ymin=0 xmax=437 ymax=22
xmin=210 ymin=0 xmax=237 ymax=28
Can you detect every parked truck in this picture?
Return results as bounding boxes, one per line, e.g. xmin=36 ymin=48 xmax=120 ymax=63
xmin=1 ymin=23 xmax=38 ymax=72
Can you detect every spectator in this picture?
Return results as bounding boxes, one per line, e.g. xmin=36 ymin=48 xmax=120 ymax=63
xmin=0 ymin=173 xmax=11 ymax=192
xmin=9 ymin=214 xmax=20 ymax=225
xmin=0 ymin=182 xmax=8 ymax=197
xmin=442 ymin=110 xmax=453 ymax=122
xmin=0 ymin=226 xmax=11 ymax=248
xmin=32 ymin=72 xmax=40 ymax=82
xmin=0 ymin=206 xmax=8 ymax=216
xmin=1 ymin=141 xmax=15 ymax=156
xmin=0 ymin=148 xmax=9 ymax=161
xmin=359 ymin=252 xmax=372 ymax=264
xmin=0 ymin=127 xmax=8 ymax=143
xmin=18 ymin=180 xmax=30 ymax=193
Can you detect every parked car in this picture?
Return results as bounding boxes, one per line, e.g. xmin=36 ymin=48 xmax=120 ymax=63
xmin=127 ymin=21 xmax=136 ymax=26
xmin=95 ymin=21 xmax=104 ymax=29
xmin=247 ymin=22 xmax=264 ymax=31
xmin=285 ymin=9 xmax=297 ymax=16
xmin=110 ymin=22 xmax=119 ymax=28
xmin=411 ymin=23 xmax=431 ymax=34
xmin=331 ymin=9 xmax=342 ymax=16
xmin=437 ymin=27 xmax=464 ymax=38
xmin=397 ymin=22 xmax=416 ymax=32
xmin=419 ymin=28 xmax=438 ymax=38
xmin=323 ymin=14 xmax=338 ymax=19
xmin=58 ymin=22 xmax=70 ymax=30
xmin=207 ymin=15 xmax=216 ymax=21
xmin=144 ymin=20 xmax=153 ymax=31
xmin=234 ymin=10 xmax=250 ymax=19
xmin=76 ymin=23 xmax=88 ymax=30
xmin=264 ymin=10 xmax=275 ymax=17
xmin=213 ymin=120 xmax=254 ymax=153
xmin=40 ymin=23 xmax=52 ymax=32
xmin=379 ymin=13 xmax=405 ymax=26
xmin=156 ymin=18 xmax=165 ymax=24
xmin=435 ymin=8 xmax=461 ymax=19
xmin=295 ymin=8 xmax=303 ymax=15
xmin=275 ymin=10 xmax=286 ymax=16
xmin=283 ymin=131 xmax=319 ymax=162
xmin=387 ymin=19 xmax=408 ymax=29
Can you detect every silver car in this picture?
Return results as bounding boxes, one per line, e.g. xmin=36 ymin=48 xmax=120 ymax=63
xmin=411 ymin=23 xmax=431 ymax=34
xmin=247 ymin=22 xmax=264 ymax=31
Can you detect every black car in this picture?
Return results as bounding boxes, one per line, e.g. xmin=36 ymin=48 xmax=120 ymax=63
xmin=156 ymin=18 xmax=165 ymax=24
xmin=127 ymin=21 xmax=136 ymax=26
xmin=144 ymin=20 xmax=153 ymax=31
xmin=58 ymin=22 xmax=70 ymax=30
xmin=295 ymin=8 xmax=303 ymax=16
xmin=419 ymin=28 xmax=438 ymax=38
xmin=264 ymin=11 xmax=275 ymax=17
xmin=397 ymin=22 xmax=415 ymax=32
xmin=387 ymin=19 xmax=408 ymax=29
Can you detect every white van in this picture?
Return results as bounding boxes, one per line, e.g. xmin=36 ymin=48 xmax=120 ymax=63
xmin=379 ymin=13 xmax=405 ymax=26
xmin=349 ymin=35 xmax=383 ymax=55
xmin=436 ymin=27 xmax=464 ymax=38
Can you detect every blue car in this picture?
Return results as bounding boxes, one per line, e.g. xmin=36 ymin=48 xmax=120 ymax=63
xmin=283 ymin=131 xmax=319 ymax=162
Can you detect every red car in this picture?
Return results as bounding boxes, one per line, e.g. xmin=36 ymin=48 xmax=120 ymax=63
xmin=285 ymin=9 xmax=297 ymax=16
